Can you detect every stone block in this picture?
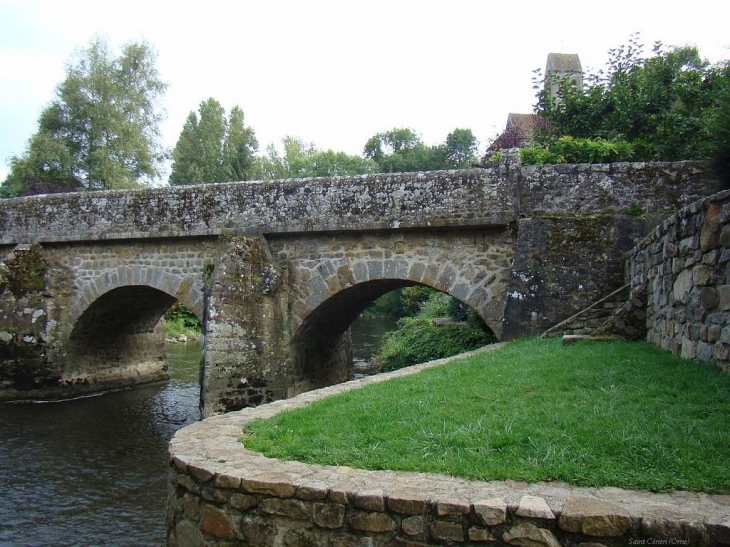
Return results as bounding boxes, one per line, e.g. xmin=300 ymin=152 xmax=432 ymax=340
xmin=436 ymin=497 xmax=471 ymax=518
xmin=296 ymin=484 xmax=328 ymax=501
xmin=200 ymin=504 xmax=236 ymax=539
xmin=503 ymin=522 xmax=561 ymax=547
xmin=700 ymin=287 xmax=720 ymax=310
xmin=202 ymin=486 xmax=231 ymax=503
xmin=175 ymin=519 xmax=204 ymax=546
xmin=473 ymin=498 xmax=507 ymax=526
xmin=558 ymin=497 xmax=631 ymax=537
xmin=468 ymin=526 xmax=496 ymax=542
xmin=693 ymin=264 xmax=716 ymax=286
xmin=312 ymin=502 xmax=346 ymax=529
xmin=241 ymin=472 xmax=297 ymax=497
xmin=348 ymin=511 xmax=398 ymax=533
xmin=260 ymin=498 xmax=312 ymax=520
xmin=402 ymin=515 xmax=427 ymax=536
xmin=351 ymin=489 xmax=385 ymax=512
xmin=697 ymin=341 xmax=714 ymax=362
xmin=713 ymin=342 xmax=730 ymax=361
xmin=701 ymin=203 xmax=722 ymax=251
xmin=183 ymin=493 xmax=201 ymax=521
xmin=515 ymin=495 xmax=555 ymax=520
xmin=388 ymin=488 xmax=430 ymax=515
xmin=673 ymin=269 xmax=694 ymax=304
xmin=214 ymin=473 xmax=242 ymax=489
xmin=430 ymin=520 xmax=465 ymax=542
xmin=229 ymin=493 xmax=259 ymax=511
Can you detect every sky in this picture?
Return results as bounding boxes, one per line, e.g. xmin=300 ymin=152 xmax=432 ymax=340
xmin=1 ymin=0 xmax=729 ymax=183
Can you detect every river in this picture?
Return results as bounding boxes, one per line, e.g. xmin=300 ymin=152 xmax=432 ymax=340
xmin=0 ymin=316 xmax=396 ymax=546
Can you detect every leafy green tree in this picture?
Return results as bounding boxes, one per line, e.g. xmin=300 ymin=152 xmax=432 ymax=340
xmin=440 ymin=128 xmax=479 ymax=169
xmin=252 ymin=136 xmax=377 ymax=179
xmin=535 ymin=35 xmax=726 ymax=162
xmin=364 ymin=128 xmax=435 ymax=172
xmin=1 ymin=37 xmax=167 ymax=197
xmin=364 ymin=127 xmax=478 ymax=172
xmin=169 ymin=98 xmax=258 ymax=184
xmin=708 ymin=64 xmax=730 ymax=185
xmin=224 ymin=106 xmax=258 ymax=181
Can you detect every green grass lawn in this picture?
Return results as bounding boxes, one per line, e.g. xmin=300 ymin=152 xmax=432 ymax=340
xmin=242 ymin=337 xmax=730 ymax=493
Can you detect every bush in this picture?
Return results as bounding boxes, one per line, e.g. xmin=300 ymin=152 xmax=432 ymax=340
xmin=520 ymin=137 xmax=633 ymax=165
xmin=163 ymin=302 xmax=201 ymax=339
xmin=376 ymin=292 xmax=495 ymax=371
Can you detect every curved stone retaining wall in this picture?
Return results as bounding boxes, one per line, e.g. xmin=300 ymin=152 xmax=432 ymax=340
xmin=627 ymin=189 xmax=730 ymax=371
xmin=167 ymin=346 xmax=730 ymax=546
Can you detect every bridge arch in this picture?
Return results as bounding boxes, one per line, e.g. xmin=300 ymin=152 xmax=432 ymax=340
xmin=284 ymin=237 xmax=512 ymax=397
xmin=63 ymin=266 xmax=205 ymax=392
xmin=289 ymin=250 xmax=510 ymax=340
xmin=68 ymin=265 xmax=204 ymax=329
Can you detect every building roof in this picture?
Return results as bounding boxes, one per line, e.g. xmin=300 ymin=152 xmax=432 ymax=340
xmin=506 ymin=113 xmax=539 ymax=135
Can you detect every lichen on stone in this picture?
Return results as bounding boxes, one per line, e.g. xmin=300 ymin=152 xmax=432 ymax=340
xmin=0 ymin=244 xmax=47 ymax=297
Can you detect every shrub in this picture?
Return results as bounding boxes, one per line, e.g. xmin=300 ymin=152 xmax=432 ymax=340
xmin=520 ymin=137 xmax=633 ymax=165
xmin=376 ymin=292 xmax=495 ymax=371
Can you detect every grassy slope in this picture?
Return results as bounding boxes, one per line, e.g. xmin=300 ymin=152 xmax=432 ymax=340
xmin=243 ymin=337 xmax=730 ymax=493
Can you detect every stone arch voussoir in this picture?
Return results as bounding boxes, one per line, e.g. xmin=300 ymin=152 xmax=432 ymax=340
xmin=293 ymin=255 xmax=508 ymax=339
xmin=69 ymin=265 xmax=203 ymax=329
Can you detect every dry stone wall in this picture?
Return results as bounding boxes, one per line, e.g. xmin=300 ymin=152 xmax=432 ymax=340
xmin=627 ymin=189 xmax=730 ymax=371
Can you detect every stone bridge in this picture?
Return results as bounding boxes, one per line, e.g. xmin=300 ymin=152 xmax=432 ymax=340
xmin=0 ymin=152 xmax=716 ymax=415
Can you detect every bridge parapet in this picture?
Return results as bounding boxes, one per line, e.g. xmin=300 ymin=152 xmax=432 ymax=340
xmin=0 ymin=169 xmax=516 ymax=245
xmin=0 ymin=158 xmax=713 ymax=246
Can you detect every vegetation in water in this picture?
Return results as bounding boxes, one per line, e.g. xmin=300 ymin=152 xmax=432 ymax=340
xmin=243 ymin=337 xmax=730 ymax=493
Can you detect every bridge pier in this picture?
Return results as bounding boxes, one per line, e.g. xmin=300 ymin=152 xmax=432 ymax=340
xmin=200 ymin=236 xmax=354 ymax=417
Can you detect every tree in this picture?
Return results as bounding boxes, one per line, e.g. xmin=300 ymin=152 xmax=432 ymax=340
xmin=169 ymin=98 xmax=258 ymax=185
xmin=252 ymin=136 xmax=377 ymax=179
xmin=707 ymin=64 xmax=730 ymax=185
xmin=1 ymin=37 xmax=167 ymax=197
xmin=441 ymin=128 xmax=479 ymax=168
xmin=534 ymin=35 xmax=726 ymax=162
xmin=364 ymin=127 xmax=478 ymax=172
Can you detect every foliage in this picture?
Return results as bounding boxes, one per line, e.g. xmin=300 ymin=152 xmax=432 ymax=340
xmin=707 ymin=63 xmax=730 ymax=185
xmin=364 ymin=127 xmax=478 ymax=173
xmin=163 ymin=302 xmax=201 ymax=339
xmin=244 ymin=337 xmax=730 ymax=493
xmin=481 ymin=115 xmax=552 ymax=164
xmin=252 ymin=136 xmax=378 ymax=179
xmin=364 ymin=286 xmax=434 ymax=318
xmin=520 ymin=136 xmax=634 ymax=165
xmin=169 ymin=98 xmax=258 ymax=184
xmin=1 ymin=37 xmax=167 ymax=197
xmin=376 ymin=291 xmax=495 ymax=371
xmin=534 ymin=34 xmax=727 ymax=162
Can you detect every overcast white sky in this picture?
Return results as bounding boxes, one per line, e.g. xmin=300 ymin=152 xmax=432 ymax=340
xmin=1 ymin=0 xmax=729 ymax=182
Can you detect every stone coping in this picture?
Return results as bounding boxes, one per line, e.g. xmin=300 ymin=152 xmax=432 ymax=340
xmin=168 ymin=344 xmax=730 ymax=545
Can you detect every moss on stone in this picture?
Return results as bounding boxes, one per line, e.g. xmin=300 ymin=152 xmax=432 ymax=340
xmin=0 ymin=244 xmax=47 ymax=297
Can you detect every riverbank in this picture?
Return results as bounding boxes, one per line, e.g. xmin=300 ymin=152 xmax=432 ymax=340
xmin=167 ymin=342 xmax=730 ymax=546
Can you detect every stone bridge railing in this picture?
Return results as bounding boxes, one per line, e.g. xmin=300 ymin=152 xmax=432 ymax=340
xmin=0 ymin=157 xmax=712 ymax=245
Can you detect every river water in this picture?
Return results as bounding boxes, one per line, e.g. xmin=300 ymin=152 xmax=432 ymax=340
xmin=0 ymin=316 xmax=396 ymax=546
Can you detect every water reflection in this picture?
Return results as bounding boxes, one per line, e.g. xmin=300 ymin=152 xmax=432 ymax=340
xmin=351 ymin=316 xmax=398 ymax=377
xmin=0 ymin=342 xmax=202 ymax=546
xmin=0 ymin=317 xmax=395 ymax=546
